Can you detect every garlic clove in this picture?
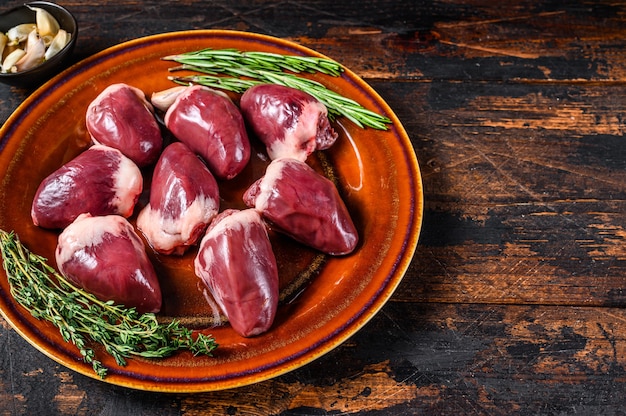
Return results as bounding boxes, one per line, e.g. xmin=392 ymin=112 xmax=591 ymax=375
xmin=28 ymin=6 xmax=60 ymax=39
xmin=2 ymin=49 xmax=26 ymax=73
xmin=2 ymin=44 xmax=18 ymax=63
xmin=151 ymin=86 xmax=188 ymax=112
xmin=44 ymin=29 xmax=70 ymax=60
xmin=14 ymin=30 xmax=45 ymax=72
xmin=6 ymin=24 xmax=37 ymax=46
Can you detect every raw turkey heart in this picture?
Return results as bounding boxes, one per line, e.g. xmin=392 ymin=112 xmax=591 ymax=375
xmin=163 ymin=85 xmax=251 ymax=180
xmin=31 ymin=144 xmax=143 ymax=230
xmin=243 ymin=157 xmax=358 ymax=255
xmin=137 ymin=142 xmax=220 ymax=255
xmin=240 ymin=83 xmax=338 ymax=161
xmin=194 ymin=209 xmax=278 ymax=337
xmin=56 ymin=214 xmax=162 ymax=314
xmin=86 ymin=83 xmax=163 ymax=167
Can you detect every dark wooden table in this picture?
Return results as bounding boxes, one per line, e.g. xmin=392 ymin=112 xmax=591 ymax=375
xmin=2 ymin=0 xmax=626 ymax=414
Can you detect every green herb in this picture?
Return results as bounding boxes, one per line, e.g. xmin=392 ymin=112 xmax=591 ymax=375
xmin=0 ymin=230 xmax=217 ymax=379
xmin=163 ymin=48 xmax=392 ymax=130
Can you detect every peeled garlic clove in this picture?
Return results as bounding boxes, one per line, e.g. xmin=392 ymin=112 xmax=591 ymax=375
xmin=14 ymin=30 xmax=45 ymax=72
xmin=28 ymin=6 xmax=60 ymax=38
xmin=2 ymin=49 xmax=26 ymax=73
xmin=44 ymin=29 xmax=70 ymax=60
xmin=151 ymin=86 xmax=188 ymax=112
xmin=6 ymin=24 xmax=37 ymax=46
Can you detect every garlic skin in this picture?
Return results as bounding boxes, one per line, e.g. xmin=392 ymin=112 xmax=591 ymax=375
xmin=2 ymin=49 xmax=26 ymax=73
xmin=44 ymin=29 xmax=70 ymax=60
xmin=15 ymin=30 xmax=45 ymax=72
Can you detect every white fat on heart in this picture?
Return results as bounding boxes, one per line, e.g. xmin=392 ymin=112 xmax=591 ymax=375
xmin=56 ymin=214 xmax=131 ymax=268
xmin=253 ymin=158 xmax=290 ymax=212
xmin=110 ymin=147 xmax=143 ymax=217
xmin=137 ymin=195 xmax=219 ymax=253
xmin=88 ymin=83 xmax=155 ymax=116
xmin=196 ymin=209 xmax=264 ymax=269
xmin=266 ymin=100 xmax=327 ymax=161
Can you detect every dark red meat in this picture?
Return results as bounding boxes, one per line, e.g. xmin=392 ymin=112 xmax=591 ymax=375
xmin=239 ymin=84 xmax=338 ymax=161
xmin=31 ymin=144 xmax=143 ymax=229
xmin=137 ymin=142 xmax=220 ymax=255
xmin=163 ymin=85 xmax=251 ymax=180
xmin=86 ymin=83 xmax=163 ymax=167
xmin=194 ymin=209 xmax=279 ymax=337
xmin=56 ymin=214 xmax=162 ymax=313
xmin=243 ymin=158 xmax=358 ymax=255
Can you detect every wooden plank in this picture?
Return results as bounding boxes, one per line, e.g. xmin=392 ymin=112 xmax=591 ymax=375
xmin=364 ymin=80 xmax=626 ymax=306
xmin=2 ymin=0 xmax=620 ymax=86
xmin=295 ymin=0 xmax=626 ymax=82
xmin=3 ymin=0 xmax=626 ymax=124
xmin=3 ymin=303 xmax=626 ymax=414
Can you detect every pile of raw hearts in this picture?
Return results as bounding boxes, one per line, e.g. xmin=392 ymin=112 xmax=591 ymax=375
xmin=30 ymin=82 xmax=358 ymax=338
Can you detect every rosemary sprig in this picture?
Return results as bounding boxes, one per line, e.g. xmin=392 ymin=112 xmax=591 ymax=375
xmin=165 ymin=48 xmax=344 ymax=77
xmin=163 ymin=48 xmax=392 ymax=130
xmin=0 ymin=230 xmax=217 ymax=379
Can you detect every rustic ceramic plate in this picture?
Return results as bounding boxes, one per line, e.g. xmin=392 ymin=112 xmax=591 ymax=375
xmin=0 ymin=30 xmax=422 ymax=392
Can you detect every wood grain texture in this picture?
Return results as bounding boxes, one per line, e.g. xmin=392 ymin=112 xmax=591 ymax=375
xmin=2 ymin=0 xmax=626 ymax=414
xmin=4 ymin=303 xmax=626 ymax=414
xmin=382 ymin=80 xmax=626 ymax=306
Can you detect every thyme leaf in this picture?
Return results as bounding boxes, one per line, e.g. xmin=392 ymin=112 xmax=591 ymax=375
xmin=0 ymin=230 xmax=217 ymax=379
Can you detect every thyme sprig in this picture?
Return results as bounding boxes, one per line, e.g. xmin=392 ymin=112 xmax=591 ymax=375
xmin=0 ymin=230 xmax=217 ymax=379
xmin=163 ymin=48 xmax=391 ymax=130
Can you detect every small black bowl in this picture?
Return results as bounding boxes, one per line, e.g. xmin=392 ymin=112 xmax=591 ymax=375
xmin=0 ymin=1 xmax=77 ymax=88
